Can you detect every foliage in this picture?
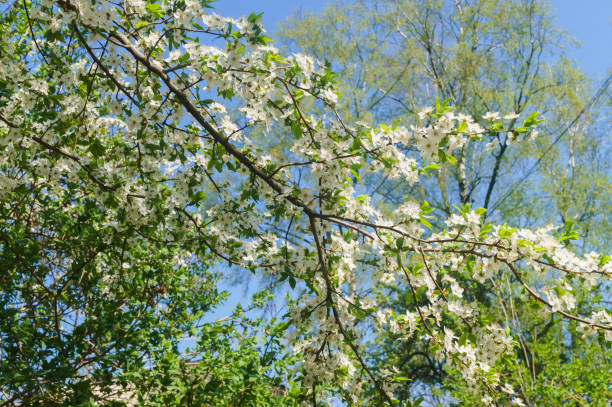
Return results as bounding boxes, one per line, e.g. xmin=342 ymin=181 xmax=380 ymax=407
xmin=0 ymin=0 xmax=610 ymax=406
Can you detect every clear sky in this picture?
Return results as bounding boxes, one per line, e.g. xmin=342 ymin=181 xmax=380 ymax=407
xmin=554 ymin=0 xmax=612 ymax=79
xmin=212 ymin=0 xmax=612 ymax=80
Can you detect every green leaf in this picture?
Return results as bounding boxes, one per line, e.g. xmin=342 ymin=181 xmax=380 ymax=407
xmin=457 ymin=120 xmax=468 ymax=133
xmin=289 ymin=276 xmax=296 ymax=289
xmin=523 ymin=111 xmax=544 ymax=127
xmin=396 ymin=237 xmax=404 ymax=250
xmin=424 ymin=162 xmax=440 ymax=171
xmin=146 ymin=2 xmax=163 ymax=18
xmin=419 ymin=217 xmax=432 ymax=229
xmin=475 ymin=207 xmax=487 ymax=216
xmin=247 ymin=12 xmax=264 ymax=24
xmin=490 ymin=122 xmax=503 ymax=131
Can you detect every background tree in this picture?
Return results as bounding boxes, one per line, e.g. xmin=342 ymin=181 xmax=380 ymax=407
xmin=278 ymin=0 xmax=610 ymax=233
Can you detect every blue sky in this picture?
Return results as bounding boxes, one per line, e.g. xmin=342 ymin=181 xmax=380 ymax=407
xmin=554 ymin=0 xmax=612 ymax=79
xmin=212 ymin=0 xmax=612 ymax=79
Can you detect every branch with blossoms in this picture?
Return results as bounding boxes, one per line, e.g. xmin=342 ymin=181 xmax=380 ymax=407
xmin=0 ymin=0 xmax=610 ymax=405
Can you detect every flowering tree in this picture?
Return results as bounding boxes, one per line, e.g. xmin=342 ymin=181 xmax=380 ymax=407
xmin=0 ymin=1 xmax=610 ymax=406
